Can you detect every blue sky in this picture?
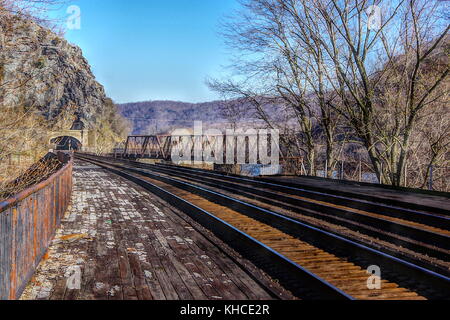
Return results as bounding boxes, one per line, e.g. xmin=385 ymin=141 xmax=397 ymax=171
xmin=55 ymin=0 xmax=240 ymax=103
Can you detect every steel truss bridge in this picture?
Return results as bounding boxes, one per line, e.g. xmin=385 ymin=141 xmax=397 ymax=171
xmin=122 ymin=134 xmax=279 ymax=162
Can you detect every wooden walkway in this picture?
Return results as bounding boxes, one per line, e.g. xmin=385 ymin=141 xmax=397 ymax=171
xmin=20 ymin=161 xmax=282 ymax=300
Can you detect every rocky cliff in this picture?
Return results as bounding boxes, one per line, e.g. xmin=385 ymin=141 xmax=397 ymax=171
xmin=0 ymin=9 xmax=107 ymax=124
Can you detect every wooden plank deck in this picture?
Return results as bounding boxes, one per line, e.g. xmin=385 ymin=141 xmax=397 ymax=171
xmin=20 ymin=161 xmax=283 ymax=300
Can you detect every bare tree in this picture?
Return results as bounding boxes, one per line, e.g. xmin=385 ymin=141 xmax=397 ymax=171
xmin=208 ymin=0 xmax=344 ymax=176
xmin=0 ymin=0 xmax=67 ymax=30
xmin=211 ymin=0 xmax=449 ymax=187
xmin=296 ymin=0 xmax=449 ymax=186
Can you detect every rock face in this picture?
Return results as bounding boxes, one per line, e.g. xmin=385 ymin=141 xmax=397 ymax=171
xmin=0 ymin=10 xmax=107 ymax=124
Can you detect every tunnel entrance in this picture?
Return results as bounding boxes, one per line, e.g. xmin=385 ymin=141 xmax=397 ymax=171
xmin=50 ymin=136 xmax=82 ymax=151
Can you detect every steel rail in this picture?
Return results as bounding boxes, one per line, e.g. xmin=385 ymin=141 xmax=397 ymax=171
xmin=104 ymin=157 xmax=449 ymax=228
xmin=154 ymin=163 xmax=450 ymax=216
xmin=95 ymin=158 xmax=450 ymax=254
xmin=154 ymin=163 xmax=450 ymax=224
xmin=77 ymin=154 xmax=450 ymax=299
xmin=79 ymin=155 xmax=450 ymax=258
xmin=128 ymin=163 xmax=450 ymax=265
xmin=76 ymin=155 xmax=352 ymax=300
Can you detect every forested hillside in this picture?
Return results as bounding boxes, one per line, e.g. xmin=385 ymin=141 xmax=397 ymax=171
xmin=118 ymin=100 xmax=259 ymax=134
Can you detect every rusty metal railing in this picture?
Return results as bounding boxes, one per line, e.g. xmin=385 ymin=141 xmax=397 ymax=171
xmin=0 ymin=154 xmax=73 ymax=300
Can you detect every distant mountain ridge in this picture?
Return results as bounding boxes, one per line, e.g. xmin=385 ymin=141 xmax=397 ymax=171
xmin=118 ymin=100 xmax=235 ymax=134
xmin=118 ymin=98 xmax=301 ymax=135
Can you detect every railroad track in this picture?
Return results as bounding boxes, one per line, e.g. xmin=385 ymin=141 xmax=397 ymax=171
xmin=83 ymin=155 xmax=450 ymax=274
xmin=76 ymin=154 xmax=450 ymax=300
xmin=146 ymin=163 xmax=450 ymax=271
